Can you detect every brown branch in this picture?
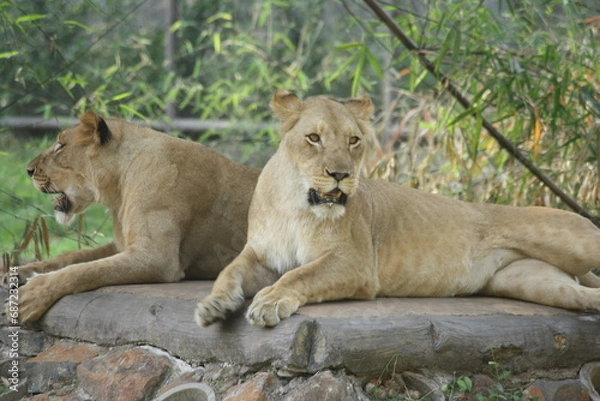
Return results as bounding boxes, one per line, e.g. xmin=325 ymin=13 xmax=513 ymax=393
xmin=363 ymin=0 xmax=599 ymax=226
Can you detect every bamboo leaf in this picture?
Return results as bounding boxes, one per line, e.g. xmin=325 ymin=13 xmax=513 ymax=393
xmin=326 ymin=51 xmax=359 ymax=86
xmin=206 ymin=12 xmax=232 ymax=24
xmin=213 ymin=33 xmax=221 ymax=54
xmin=335 ymin=41 xmax=364 ymax=51
xmin=365 ymin=48 xmax=384 ymax=80
xmin=0 ymin=51 xmax=19 ymax=59
xmin=351 ymin=47 xmax=367 ymax=97
xmin=169 ymin=20 xmax=181 ymax=33
xmin=64 ymin=20 xmax=90 ymax=31
xmin=111 ymin=92 xmax=132 ymax=102
xmin=15 ymin=14 xmax=46 ymax=24
xmin=119 ymin=104 xmax=147 ymax=120
xmin=452 ymin=25 xmax=461 ymax=61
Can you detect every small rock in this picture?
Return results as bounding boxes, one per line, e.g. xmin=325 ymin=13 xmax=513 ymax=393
xmin=554 ymin=382 xmax=590 ymax=401
xmin=77 ymin=347 xmax=172 ymax=401
xmin=523 ymin=386 xmax=545 ymax=401
xmin=580 ymin=362 xmax=600 ymax=401
xmin=464 ymin=374 xmax=495 ymax=401
xmin=402 ymin=371 xmax=445 ymax=401
xmin=525 ymin=380 xmax=589 ymax=401
xmin=203 ymin=363 xmax=249 ymax=394
xmin=282 ymin=370 xmax=368 ymax=401
xmin=25 ymin=341 xmax=102 ymax=394
xmin=0 ymin=379 xmax=27 ymax=401
xmin=222 ymin=372 xmax=277 ymax=401
xmin=28 ymin=341 xmax=101 ymax=364
xmin=0 ymin=328 xmax=53 ymax=357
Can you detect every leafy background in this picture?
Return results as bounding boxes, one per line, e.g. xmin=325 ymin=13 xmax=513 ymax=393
xmin=1 ymin=0 xmax=599 ymax=264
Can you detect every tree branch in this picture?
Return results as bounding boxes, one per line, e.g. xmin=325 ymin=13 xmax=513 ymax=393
xmin=363 ymin=0 xmax=598 ymax=226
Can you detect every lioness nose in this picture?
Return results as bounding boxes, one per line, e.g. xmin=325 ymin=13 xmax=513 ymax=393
xmin=27 ymin=166 xmax=35 ymax=177
xmin=327 ymin=170 xmax=349 ymax=182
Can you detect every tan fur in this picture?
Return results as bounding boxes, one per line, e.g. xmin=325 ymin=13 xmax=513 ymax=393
xmin=9 ymin=111 xmax=259 ymax=323
xmin=195 ymin=90 xmax=600 ymax=328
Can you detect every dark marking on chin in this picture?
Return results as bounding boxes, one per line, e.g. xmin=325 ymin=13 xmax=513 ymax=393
xmin=307 ymin=188 xmax=348 ymax=206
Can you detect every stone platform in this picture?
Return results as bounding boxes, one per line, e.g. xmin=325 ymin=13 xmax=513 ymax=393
xmin=26 ymin=282 xmax=600 ymax=377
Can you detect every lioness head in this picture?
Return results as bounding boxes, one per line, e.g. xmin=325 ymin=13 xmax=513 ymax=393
xmin=27 ymin=110 xmax=113 ymax=225
xmin=270 ymin=90 xmax=374 ymax=219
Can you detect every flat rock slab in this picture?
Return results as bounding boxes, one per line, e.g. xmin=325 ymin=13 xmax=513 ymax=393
xmin=13 ymin=282 xmax=600 ymax=377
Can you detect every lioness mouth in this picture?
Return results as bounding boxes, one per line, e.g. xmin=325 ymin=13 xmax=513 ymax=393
xmin=308 ymin=188 xmax=348 ymax=206
xmin=53 ymin=193 xmax=71 ymax=213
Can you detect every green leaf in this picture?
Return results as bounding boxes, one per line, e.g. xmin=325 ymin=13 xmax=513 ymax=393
xmin=326 ymin=51 xmax=359 ymax=86
xmin=0 ymin=51 xmax=18 ymax=59
xmin=452 ymin=26 xmax=462 ymax=61
xmin=213 ymin=33 xmax=221 ymax=54
xmin=111 ymin=92 xmax=132 ymax=102
xmin=274 ymin=33 xmax=295 ymax=51
xmin=169 ymin=20 xmax=181 ymax=33
xmin=15 ymin=14 xmax=46 ymax=24
xmin=119 ymin=104 xmax=147 ymax=120
xmin=64 ymin=20 xmax=90 ymax=31
xmin=456 ymin=376 xmax=473 ymax=392
xmin=351 ymin=47 xmax=367 ymax=97
xmin=206 ymin=12 xmax=232 ymax=24
xmin=365 ymin=48 xmax=384 ymax=80
xmin=335 ymin=41 xmax=364 ymax=51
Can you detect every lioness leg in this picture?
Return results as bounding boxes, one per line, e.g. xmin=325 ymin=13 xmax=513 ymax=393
xmin=195 ymin=248 xmax=278 ymax=327
xmin=16 ymin=244 xmax=188 ymax=324
xmin=5 ymin=243 xmax=117 ymax=286
xmin=494 ymin=208 xmax=600 ymax=277
xmin=483 ymin=259 xmax=600 ymax=311
xmin=246 ymin=253 xmax=378 ymax=327
xmin=16 ymin=219 xmax=190 ymax=323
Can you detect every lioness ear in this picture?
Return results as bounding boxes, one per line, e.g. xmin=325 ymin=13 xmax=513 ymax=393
xmin=271 ymin=89 xmax=303 ymax=121
xmin=79 ymin=110 xmax=112 ymax=145
xmin=343 ymin=96 xmax=374 ymax=120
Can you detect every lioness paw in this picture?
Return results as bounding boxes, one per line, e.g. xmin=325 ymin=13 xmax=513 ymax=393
xmin=17 ymin=274 xmax=59 ymax=324
xmin=1 ymin=266 xmax=34 ymax=290
xmin=246 ymin=286 xmax=301 ymax=327
xmin=195 ymin=292 xmax=243 ymax=327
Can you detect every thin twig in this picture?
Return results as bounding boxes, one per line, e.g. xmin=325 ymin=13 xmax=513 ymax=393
xmin=363 ymin=0 xmax=599 ymax=226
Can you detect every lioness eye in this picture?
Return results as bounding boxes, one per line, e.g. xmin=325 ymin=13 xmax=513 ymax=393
xmin=54 ymin=143 xmax=65 ymax=153
xmin=307 ymin=133 xmax=321 ymax=143
xmin=349 ymin=136 xmax=360 ymax=145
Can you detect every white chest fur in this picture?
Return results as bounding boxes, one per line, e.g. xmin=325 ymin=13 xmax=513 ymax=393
xmin=250 ymin=214 xmax=316 ymax=275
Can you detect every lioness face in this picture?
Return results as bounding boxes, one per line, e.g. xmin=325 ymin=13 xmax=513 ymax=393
xmin=27 ymin=111 xmax=110 ymax=225
xmin=271 ymin=90 xmax=374 ymax=219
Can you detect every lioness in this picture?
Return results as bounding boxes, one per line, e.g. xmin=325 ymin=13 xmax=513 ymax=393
xmin=9 ymin=111 xmax=259 ymax=323
xmin=195 ymin=89 xmax=600 ymax=328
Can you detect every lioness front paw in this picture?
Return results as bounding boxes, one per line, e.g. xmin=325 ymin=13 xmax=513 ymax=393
xmin=246 ymin=286 xmax=301 ymax=327
xmin=16 ymin=274 xmax=60 ymax=324
xmin=1 ymin=265 xmax=36 ymax=289
xmin=195 ymin=292 xmax=244 ymax=327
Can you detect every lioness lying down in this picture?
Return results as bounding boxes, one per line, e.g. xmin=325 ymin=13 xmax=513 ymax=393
xmin=10 ymin=111 xmax=259 ymax=323
xmin=196 ymin=89 xmax=600 ymax=328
